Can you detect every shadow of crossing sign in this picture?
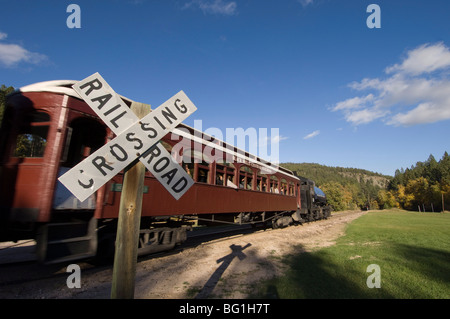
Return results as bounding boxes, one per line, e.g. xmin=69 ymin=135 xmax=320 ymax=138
xmin=58 ymin=72 xmax=197 ymax=201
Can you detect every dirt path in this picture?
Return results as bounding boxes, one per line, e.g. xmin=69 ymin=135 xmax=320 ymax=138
xmin=0 ymin=210 xmax=366 ymax=299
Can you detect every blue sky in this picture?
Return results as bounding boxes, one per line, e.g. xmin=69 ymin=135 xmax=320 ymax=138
xmin=1 ymin=0 xmax=450 ymax=176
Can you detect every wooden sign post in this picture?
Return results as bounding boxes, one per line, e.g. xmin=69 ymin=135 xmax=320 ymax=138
xmin=111 ymin=102 xmax=149 ymax=299
xmin=58 ymin=73 xmax=197 ymax=299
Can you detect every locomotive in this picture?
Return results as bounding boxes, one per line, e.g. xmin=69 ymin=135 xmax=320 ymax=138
xmin=0 ymin=80 xmax=331 ymax=263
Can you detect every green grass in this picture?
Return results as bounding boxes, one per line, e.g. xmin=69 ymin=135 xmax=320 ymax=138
xmin=254 ymin=210 xmax=450 ymax=299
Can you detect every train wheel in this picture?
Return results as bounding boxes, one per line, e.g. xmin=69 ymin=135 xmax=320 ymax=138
xmin=272 ymin=216 xmax=293 ymax=229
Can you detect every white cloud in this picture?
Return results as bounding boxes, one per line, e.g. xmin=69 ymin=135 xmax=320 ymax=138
xmin=388 ymin=100 xmax=450 ymax=126
xmin=298 ymin=0 xmax=314 ymax=7
xmin=333 ymin=94 xmax=374 ymax=111
xmin=303 ymin=130 xmax=320 ymax=140
xmin=385 ymin=42 xmax=450 ymax=76
xmin=271 ymin=134 xmax=288 ymax=143
xmin=259 ymin=133 xmax=288 ymax=147
xmin=184 ymin=0 xmax=237 ymax=16
xmin=0 ymin=32 xmax=47 ymax=67
xmin=344 ymin=108 xmax=388 ymax=126
xmin=332 ymin=42 xmax=450 ymax=126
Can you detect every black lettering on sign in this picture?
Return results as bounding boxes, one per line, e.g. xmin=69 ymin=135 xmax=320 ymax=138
xmin=142 ymin=145 xmax=161 ymax=165
xmin=79 ymin=78 xmax=102 ymax=96
xmin=174 ymin=99 xmax=187 ymax=114
xmin=140 ymin=122 xmax=158 ymax=138
xmin=172 ymin=177 xmax=188 ymax=193
xmin=161 ymin=168 xmax=177 ymax=185
xmin=78 ymin=170 xmax=94 ymax=189
xmin=110 ymin=111 xmax=127 ymax=129
xmin=153 ymin=157 xmax=170 ymax=173
xmin=161 ymin=106 xmax=177 ymax=125
xmin=103 ymin=104 xmax=121 ymax=116
xmin=126 ymin=132 xmax=143 ymax=150
xmin=110 ymin=144 xmax=128 ymax=162
xmin=90 ymin=94 xmax=112 ymax=110
xmin=153 ymin=116 xmax=166 ymax=130
xmin=92 ymin=156 xmax=113 ymax=176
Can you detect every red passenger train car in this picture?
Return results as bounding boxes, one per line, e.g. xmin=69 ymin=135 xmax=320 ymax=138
xmin=0 ymin=80 xmax=329 ymax=263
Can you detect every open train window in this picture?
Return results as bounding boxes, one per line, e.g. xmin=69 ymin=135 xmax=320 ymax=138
xmin=216 ymin=164 xmax=225 ymax=186
xmin=180 ymin=148 xmax=194 ymax=177
xmin=257 ymin=172 xmax=268 ymax=192
xmin=225 ymin=163 xmax=236 ymax=188
xmin=198 ymin=152 xmax=211 ymax=183
xmin=13 ymin=111 xmax=50 ymax=158
xmin=182 ymin=162 xmax=194 ymax=178
xmin=239 ymin=166 xmax=254 ymax=190
xmin=197 ymin=166 xmax=209 ymax=183
xmin=181 ymin=149 xmax=209 ymax=183
xmin=280 ymin=179 xmax=288 ymax=195
xmin=269 ymin=175 xmax=279 ymax=193
xmin=289 ymin=182 xmax=295 ymax=196
xmin=215 ymin=160 xmax=237 ymax=188
xmin=61 ymin=117 xmax=106 ymax=167
xmin=226 ymin=166 xmax=236 ymax=188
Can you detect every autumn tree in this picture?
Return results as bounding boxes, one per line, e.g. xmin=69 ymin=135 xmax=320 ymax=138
xmin=388 ymin=152 xmax=450 ymax=212
xmin=320 ymin=182 xmax=347 ymax=211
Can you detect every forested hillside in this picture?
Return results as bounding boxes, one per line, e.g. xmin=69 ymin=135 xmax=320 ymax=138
xmin=387 ymin=153 xmax=450 ymax=212
xmin=281 ymin=163 xmax=392 ymax=211
xmin=282 ymin=152 xmax=449 ymax=213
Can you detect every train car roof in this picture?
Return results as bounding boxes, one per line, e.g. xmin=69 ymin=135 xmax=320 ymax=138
xmin=13 ymin=80 xmax=296 ymax=179
xmin=15 ymin=80 xmax=136 ymax=106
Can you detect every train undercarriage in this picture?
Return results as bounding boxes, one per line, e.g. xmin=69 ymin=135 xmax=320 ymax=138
xmin=32 ymin=206 xmax=331 ymax=264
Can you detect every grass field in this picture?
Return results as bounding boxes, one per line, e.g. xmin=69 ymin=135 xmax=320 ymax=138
xmin=255 ymin=210 xmax=450 ymax=299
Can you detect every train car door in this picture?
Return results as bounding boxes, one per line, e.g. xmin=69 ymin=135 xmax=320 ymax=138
xmin=0 ymin=107 xmax=52 ymax=231
xmin=53 ymin=116 xmax=107 ymax=210
xmin=37 ymin=115 xmax=108 ymax=263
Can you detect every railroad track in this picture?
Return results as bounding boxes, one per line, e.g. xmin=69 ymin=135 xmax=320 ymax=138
xmin=135 ymin=222 xmax=274 ymax=263
xmin=0 ymin=212 xmax=343 ymax=271
xmin=188 ymin=223 xmax=273 ymax=245
xmin=0 ymin=240 xmax=37 ymax=264
xmin=0 ymin=222 xmax=275 ymax=288
xmin=0 ymin=211 xmax=359 ymax=299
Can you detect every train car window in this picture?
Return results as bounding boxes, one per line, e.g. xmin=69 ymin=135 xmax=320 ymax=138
xmin=216 ymin=160 xmax=236 ymax=187
xmin=214 ymin=160 xmax=232 ymax=185
xmin=247 ymin=176 xmax=253 ymax=190
xmin=194 ymin=151 xmax=210 ymax=184
xmin=216 ymin=172 xmax=224 ymax=185
xmin=270 ymin=175 xmax=279 ymax=193
xmin=239 ymin=166 xmax=253 ymax=190
xmin=181 ymin=149 xmax=210 ymax=183
xmin=261 ymin=176 xmax=267 ymax=192
xmin=289 ymin=182 xmax=295 ymax=196
xmin=281 ymin=179 xmax=288 ymax=195
xmin=13 ymin=111 xmax=50 ymax=158
xmin=216 ymin=164 xmax=225 ymax=186
xmin=62 ymin=117 xmax=106 ymax=167
xmin=257 ymin=171 xmax=268 ymax=192
xmin=197 ymin=165 xmax=209 ymax=183
xmin=181 ymin=149 xmax=194 ymax=177
xmin=225 ymin=165 xmax=236 ymax=188
xmin=238 ymin=167 xmax=245 ymax=189
xmin=182 ymin=162 xmax=194 ymax=177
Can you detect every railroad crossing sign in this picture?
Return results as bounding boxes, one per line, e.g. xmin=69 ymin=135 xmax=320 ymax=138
xmin=58 ymin=72 xmax=197 ymax=201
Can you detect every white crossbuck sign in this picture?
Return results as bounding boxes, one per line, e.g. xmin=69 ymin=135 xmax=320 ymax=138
xmin=58 ymin=73 xmax=197 ymax=202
